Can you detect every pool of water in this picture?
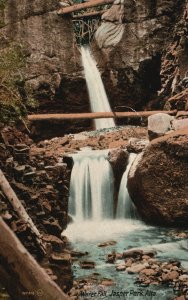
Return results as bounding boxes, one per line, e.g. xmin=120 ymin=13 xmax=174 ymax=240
xmin=64 ymin=219 xmax=188 ymax=300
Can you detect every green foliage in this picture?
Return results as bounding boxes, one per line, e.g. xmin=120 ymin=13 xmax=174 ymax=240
xmin=0 ymin=0 xmax=7 ymax=10
xmin=0 ymin=42 xmax=38 ymax=124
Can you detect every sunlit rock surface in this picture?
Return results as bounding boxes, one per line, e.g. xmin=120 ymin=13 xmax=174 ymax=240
xmin=128 ymin=128 xmax=188 ymax=226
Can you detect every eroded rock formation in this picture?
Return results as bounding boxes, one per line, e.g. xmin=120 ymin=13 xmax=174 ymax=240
xmin=93 ymin=0 xmax=188 ymax=112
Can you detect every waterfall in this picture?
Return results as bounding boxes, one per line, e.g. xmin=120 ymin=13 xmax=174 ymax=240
xmin=116 ymin=153 xmax=138 ymax=219
xmin=81 ymin=46 xmax=115 ymax=130
xmin=65 ymin=150 xmax=142 ymax=242
xmin=68 ymin=149 xmax=114 ymax=222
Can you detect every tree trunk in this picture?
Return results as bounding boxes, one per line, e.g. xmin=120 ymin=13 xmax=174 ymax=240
xmin=28 ymin=110 xmax=177 ymax=122
xmin=0 ymin=217 xmax=69 ymax=300
xmin=57 ymin=0 xmax=114 ymax=15
xmin=0 ymin=169 xmax=46 ymax=255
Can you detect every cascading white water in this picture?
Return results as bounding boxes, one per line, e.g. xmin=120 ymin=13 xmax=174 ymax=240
xmin=81 ymin=46 xmax=115 ymax=130
xmin=68 ymin=149 xmax=114 ymax=222
xmin=116 ymin=153 xmax=138 ymax=219
xmin=64 ymin=150 xmax=142 ymax=242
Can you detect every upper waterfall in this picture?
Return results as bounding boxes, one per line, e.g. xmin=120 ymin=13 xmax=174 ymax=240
xmin=81 ymin=46 xmax=115 ymax=130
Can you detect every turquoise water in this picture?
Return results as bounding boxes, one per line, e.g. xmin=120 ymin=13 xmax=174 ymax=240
xmin=65 ymin=220 xmax=188 ymax=300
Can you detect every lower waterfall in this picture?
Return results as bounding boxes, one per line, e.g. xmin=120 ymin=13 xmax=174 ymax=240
xmin=68 ymin=149 xmax=114 ymax=221
xmin=116 ymin=153 xmax=138 ymax=219
xmin=64 ymin=149 xmax=143 ymax=242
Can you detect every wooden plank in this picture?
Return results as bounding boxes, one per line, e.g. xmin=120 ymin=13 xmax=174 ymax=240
xmin=0 ymin=217 xmax=69 ymax=300
xmin=57 ymin=0 xmax=114 ymax=15
xmin=28 ymin=111 xmax=177 ymax=122
xmin=73 ymin=9 xmax=106 ymax=18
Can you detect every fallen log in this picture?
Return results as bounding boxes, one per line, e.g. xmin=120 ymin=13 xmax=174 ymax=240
xmin=73 ymin=9 xmax=106 ymax=18
xmin=28 ymin=110 xmax=177 ymax=122
xmin=0 ymin=265 xmax=23 ymax=300
xmin=0 ymin=169 xmax=46 ymax=255
xmin=57 ymin=0 xmax=114 ymax=15
xmin=0 ymin=217 xmax=69 ymax=300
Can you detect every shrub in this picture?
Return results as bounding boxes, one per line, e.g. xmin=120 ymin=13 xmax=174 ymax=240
xmin=0 ymin=41 xmax=37 ymax=124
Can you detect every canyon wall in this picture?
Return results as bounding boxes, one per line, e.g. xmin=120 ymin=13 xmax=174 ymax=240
xmin=93 ymin=0 xmax=188 ymax=114
xmin=0 ymin=0 xmax=91 ymax=115
xmin=0 ymin=0 xmax=187 ymax=128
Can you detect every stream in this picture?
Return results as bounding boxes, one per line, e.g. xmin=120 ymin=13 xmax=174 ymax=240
xmin=65 ymin=220 xmax=188 ymax=300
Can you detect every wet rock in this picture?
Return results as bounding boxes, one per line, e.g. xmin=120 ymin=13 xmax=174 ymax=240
xmin=127 ymin=138 xmax=149 ymax=153
xmin=101 ymin=279 xmax=114 ymax=286
xmin=116 ymin=264 xmax=126 ymax=271
xmin=70 ymin=251 xmax=89 ymax=258
xmin=124 ymin=258 xmax=133 ymax=267
xmin=98 ymin=241 xmax=117 ymax=247
xmin=162 ymin=270 xmax=179 ymax=282
xmin=106 ymin=252 xmax=116 ymax=264
xmin=123 ymin=249 xmax=143 ymax=259
xmin=50 ymin=253 xmax=71 ymax=265
xmin=116 ymin=253 xmax=123 ymax=260
xmin=80 ymin=261 xmax=95 ymax=269
xmin=142 ymin=255 xmax=152 ymax=261
xmin=148 ymin=113 xmax=174 ymax=140
xmin=126 ymin=262 xmax=149 ymax=274
xmin=179 ymin=275 xmax=188 ymax=281
xmin=140 ymin=268 xmax=157 ymax=276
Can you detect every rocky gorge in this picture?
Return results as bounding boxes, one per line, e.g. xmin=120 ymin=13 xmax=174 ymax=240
xmin=0 ymin=0 xmax=188 ymax=299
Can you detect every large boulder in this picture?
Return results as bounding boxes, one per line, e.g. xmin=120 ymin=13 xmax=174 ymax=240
xmin=127 ymin=128 xmax=188 ymax=226
xmin=148 ymin=113 xmax=174 ymax=140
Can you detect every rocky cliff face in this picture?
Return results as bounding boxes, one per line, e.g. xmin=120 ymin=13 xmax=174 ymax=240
xmin=93 ymin=0 xmax=187 ymax=113
xmin=0 ymin=0 xmax=90 ymax=114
